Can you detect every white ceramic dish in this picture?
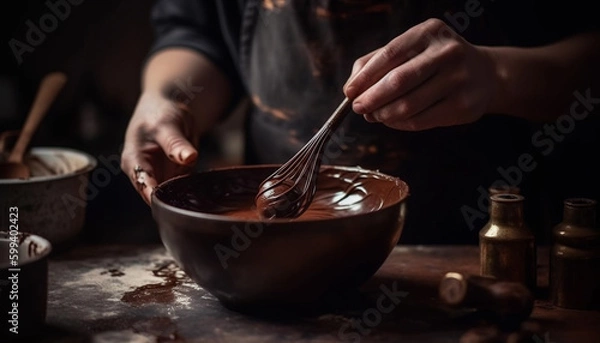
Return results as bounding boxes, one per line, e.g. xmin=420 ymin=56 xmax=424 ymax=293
xmin=0 ymin=147 xmax=97 ymax=250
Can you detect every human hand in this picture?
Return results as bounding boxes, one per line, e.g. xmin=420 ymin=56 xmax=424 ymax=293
xmin=343 ymin=18 xmax=497 ymax=131
xmin=121 ymin=92 xmax=199 ymax=204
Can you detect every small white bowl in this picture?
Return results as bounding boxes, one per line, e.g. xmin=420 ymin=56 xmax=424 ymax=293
xmin=0 ymin=147 xmax=97 ymax=250
xmin=0 ymin=231 xmax=52 ymax=338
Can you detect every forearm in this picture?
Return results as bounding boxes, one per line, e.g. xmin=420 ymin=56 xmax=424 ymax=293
xmin=485 ymin=31 xmax=600 ymax=122
xmin=141 ymin=47 xmax=233 ymax=135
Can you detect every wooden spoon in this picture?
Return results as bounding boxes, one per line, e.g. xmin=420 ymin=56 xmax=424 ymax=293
xmin=0 ymin=72 xmax=68 ymax=179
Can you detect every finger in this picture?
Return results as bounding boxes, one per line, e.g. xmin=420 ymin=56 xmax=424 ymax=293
xmin=351 ymin=49 xmax=379 ymax=76
xmin=120 ymin=148 xmax=159 ymax=205
xmin=344 ymin=25 xmax=428 ymax=99
xmin=369 ymin=69 xmax=454 ymax=123
xmin=352 ymin=50 xmax=439 ymax=115
xmin=154 ymin=123 xmax=198 ymax=166
xmin=343 ymin=49 xmax=379 ymax=95
xmin=384 ymin=97 xmax=463 ymax=131
xmin=363 ymin=113 xmax=378 ymax=123
xmin=138 ymin=163 xmax=158 ymax=205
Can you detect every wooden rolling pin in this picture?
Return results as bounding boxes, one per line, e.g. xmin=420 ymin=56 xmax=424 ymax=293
xmin=439 ymin=272 xmax=534 ymax=327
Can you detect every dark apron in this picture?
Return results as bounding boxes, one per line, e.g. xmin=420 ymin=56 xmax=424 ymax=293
xmin=242 ymin=0 xmax=533 ymax=244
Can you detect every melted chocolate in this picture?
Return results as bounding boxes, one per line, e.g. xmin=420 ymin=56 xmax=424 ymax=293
xmin=155 ymin=166 xmax=408 ymax=221
xmin=254 ymin=179 xmax=305 ymax=219
xmin=252 ymin=98 xmax=353 ymax=219
xmin=121 ymin=262 xmax=188 ymax=306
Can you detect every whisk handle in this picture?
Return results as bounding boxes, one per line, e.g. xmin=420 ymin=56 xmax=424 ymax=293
xmin=322 ymin=97 xmax=352 ymax=133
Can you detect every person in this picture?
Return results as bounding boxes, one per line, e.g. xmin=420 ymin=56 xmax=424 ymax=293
xmin=121 ymin=0 xmax=600 ymax=244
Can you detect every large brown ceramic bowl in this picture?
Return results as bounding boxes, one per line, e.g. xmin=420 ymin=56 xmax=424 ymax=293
xmin=151 ymin=165 xmax=409 ymax=311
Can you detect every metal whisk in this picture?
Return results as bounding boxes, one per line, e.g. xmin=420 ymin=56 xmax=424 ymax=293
xmin=255 ymin=97 xmax=352 ymax=219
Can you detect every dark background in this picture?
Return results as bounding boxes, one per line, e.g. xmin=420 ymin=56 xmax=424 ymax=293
xmin=1 ymin=0 xmax=599 ymax=247
xmin=0 ymin=0 xmax=245 ymax=245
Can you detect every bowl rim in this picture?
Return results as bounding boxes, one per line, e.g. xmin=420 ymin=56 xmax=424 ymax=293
xmin=0 ymin=231 xmax=52 ymax=269
xmin=151 ymin=164 xmax=410 ymax=224
xmin=0 ymin=146 xmax=98 ymax=185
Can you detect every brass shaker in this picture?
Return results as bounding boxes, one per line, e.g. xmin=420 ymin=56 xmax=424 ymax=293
xmin=550 ymin=198 xmax=600 ymax=310
xmin=488 ymin=184 xmax=520 ymax=196
xmin=479 ymin=194 xmax=536 ymax=291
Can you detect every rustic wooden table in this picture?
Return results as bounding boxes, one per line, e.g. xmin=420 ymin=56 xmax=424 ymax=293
xmin=26 ymin=244 xmax=600 ymax=342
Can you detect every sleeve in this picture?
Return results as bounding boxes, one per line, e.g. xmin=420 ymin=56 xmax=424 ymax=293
xmin=147 ymin=0 xmax=245 ymax=109
xmin=534 ymin=0 xmax=600 ymax=41
xmin=487 ymin=0 xmax=600 ymax=47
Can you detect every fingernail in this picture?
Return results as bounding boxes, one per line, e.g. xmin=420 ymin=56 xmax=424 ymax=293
xmin=353 ymin=102 xmax=366 ymax=115
xmin=364 ymin=113 xmax=377 ymax=123
xmin=345 ymin=85 xmax=355 ymax=98
xmin=180 ymin=149 xmax=195 ymax=164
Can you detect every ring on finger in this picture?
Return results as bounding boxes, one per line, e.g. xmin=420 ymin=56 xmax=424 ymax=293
xmin=133 ymin=164 xmax=147 ymax=190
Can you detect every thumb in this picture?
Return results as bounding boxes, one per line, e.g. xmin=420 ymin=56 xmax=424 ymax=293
xmin=154 ymin=123 xmax=198 ymax=165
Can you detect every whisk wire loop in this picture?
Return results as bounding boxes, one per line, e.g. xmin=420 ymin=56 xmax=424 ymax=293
xmin=255 ymin=97 xmax=352 ymax=219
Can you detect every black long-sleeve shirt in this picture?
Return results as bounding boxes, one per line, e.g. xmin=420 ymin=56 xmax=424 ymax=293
xmin=147 ymin=0 xmax=599 ymax=244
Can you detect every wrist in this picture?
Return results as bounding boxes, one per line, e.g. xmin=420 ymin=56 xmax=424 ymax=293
xmin=480 ymin=46 xmax=510 ymax=115
xmin=139 ymin=87 xmax=190 ymax=114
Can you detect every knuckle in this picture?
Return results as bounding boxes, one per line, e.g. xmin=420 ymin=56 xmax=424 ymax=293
xmin=421 ymin=19 xmax=456 ymax=45
xmin=358 ymin=95 xmax=375 ymax=114
xmin=351 ymin=61 xmax=366 ymax=79
xmin=352 ymin=59 xmax=363 ymax=71
xmin=454 ymin=93 xmax=472 ymax=113
xmin=355 ymin=54 xmax=370 ymax=68
xmin=397 ymin=99 xmax=413 ymax=116
xmin=119 ymin=149 xmax=134 ymax=171
xmin=164 ymin=135 xmax=186 ymax=152
xmin=374 ymin=108 xmax=391 ymax=122
xmin=385 ymin=70 xmax=406 ymax=90
xmin=141 ymin=112 xmax=161 ymax=128
xmin=386 ymin=65 xmax=420 ymax=91
xmin=380 ymin=44 xmax=400 ymax=62
xmin=424 ymin=18 xmax=445 ymax=31
xmin=440 ymin=41 xmax=466 ymax=60
xmin=451 ymin=69 xmax=469 ymax=87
